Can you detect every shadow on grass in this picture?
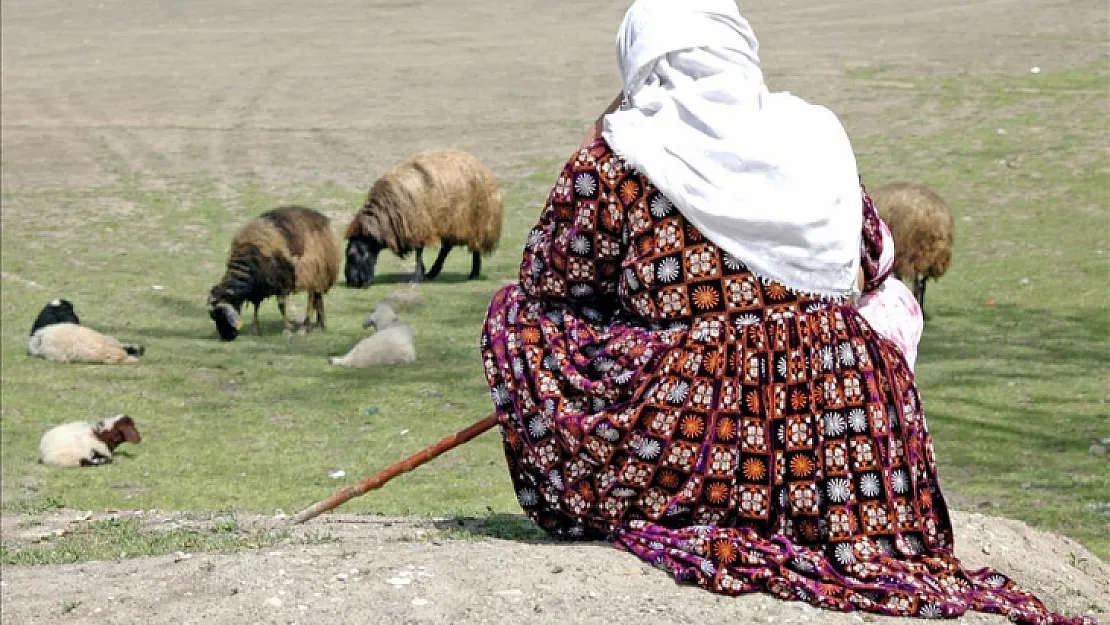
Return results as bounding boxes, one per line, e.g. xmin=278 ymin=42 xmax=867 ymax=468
xmin=919 ymin=302 xmax=1108 ymax=373
xmin=343 ymin=272 xmax=476 ymax=288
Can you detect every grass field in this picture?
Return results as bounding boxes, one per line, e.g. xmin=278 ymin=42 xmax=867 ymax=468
xmin=2 ymin=62 xmax=1108 ymax=564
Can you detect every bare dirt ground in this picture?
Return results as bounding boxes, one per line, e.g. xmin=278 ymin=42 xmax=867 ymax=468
xmin=1 ymin=0 xmax=1107 ymax=623
xmin=1 ymin=509 xmax=1107 ymax=625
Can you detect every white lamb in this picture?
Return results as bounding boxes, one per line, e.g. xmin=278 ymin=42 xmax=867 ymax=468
xmin=39 ymin=415 xmax=142 ymax=468
xmin=328 ymin=303 xmax=416 ymax=368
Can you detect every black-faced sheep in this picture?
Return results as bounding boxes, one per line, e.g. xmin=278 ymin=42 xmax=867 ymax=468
xmin=869 ymin=181 xmax=955 ymax=316
xmin=344 ymin=149 xmax=503 ymax=287
xmin=27 ymin=299 xmax=144 ymax=364
xmin=329 ymin=303 xmax=416 ymax=367
xmin=39 ymin=415 xmax=142 ymax=468
xmin=208 ymin=206 xmax=342 ymax=341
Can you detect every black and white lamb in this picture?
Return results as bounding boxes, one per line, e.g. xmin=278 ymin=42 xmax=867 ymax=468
xmin=39 ymin=415 xmax=142 ymax=468
xmin=28 ymin=299 xmax=145 ymax=365
xmin=328 ymin=303 xmax=416 ymax=368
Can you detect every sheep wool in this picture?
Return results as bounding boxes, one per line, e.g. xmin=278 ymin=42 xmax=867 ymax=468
xmin=26 ymin=299 xmax=143 ymax=365
xmin=868 ymin=181 xmax=954 ymax=315
xmin=362 ymin=302 xmax=400 ymax=330
xmin=39 ymin=415 xmax=141 ymax=468
xmin=344 ymin=149 xmax=503 ymax=287
xmin=329 ymin=324 xmax=416 ymax=368
xmin=28 ymin=323 xmax=141 ymax=365
xmin=208 ymin=206 xmax=342 ymax=340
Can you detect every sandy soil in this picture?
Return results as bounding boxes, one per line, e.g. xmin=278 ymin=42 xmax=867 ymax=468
xmin=1 ymin=0 xmax=1106 ymax=623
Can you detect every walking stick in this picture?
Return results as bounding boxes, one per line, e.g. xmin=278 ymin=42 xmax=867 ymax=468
xmin=292 ymin=413 xmax=500 ymax=524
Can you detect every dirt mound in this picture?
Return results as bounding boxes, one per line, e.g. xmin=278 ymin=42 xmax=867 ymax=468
xmin=1 ymin=510 xmax=1105 ymax=624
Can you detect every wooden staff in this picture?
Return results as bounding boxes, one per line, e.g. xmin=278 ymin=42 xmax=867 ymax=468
xmin=292 ymin=413 xmax=500 ymax=524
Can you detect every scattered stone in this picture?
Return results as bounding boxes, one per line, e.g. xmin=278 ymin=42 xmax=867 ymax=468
xmin=386 ymin=577 xmax=412 ymax=587
xmin=265 ymin=597 xmax=283 ymax=609
xmin=328 ymin=469 xmax=346 ymax=480
xmin=173 ymin=552 xmax=192 ymax=563
xmin=412 ymin=598 xmax=430 ymax=606
xmin=1089 ymin=444 xmax=1106 ymax=458
xmin=334 ymin=573 xmax=348 ymax=582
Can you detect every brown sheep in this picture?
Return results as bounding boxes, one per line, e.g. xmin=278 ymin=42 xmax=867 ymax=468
xmin=208 ymin=206 xmax=341 ymax=340
xmin=344 ymin=149 xmax=503 ymax=287
xmin=869 ymin=181 xmax=955 ymax=318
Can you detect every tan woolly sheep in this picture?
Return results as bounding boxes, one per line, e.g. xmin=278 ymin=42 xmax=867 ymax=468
xmin=329 ymin=303 xmax=416 ymax=368
xmin=27 ymin=299 xmax=144 ymax=365
xmin=344 ymin=149 xmax=503 ymax=287
xmin=208 ymin=206 xmax=342 ymax=340
xmin=869 ymin=182 xmax=955 ymax=318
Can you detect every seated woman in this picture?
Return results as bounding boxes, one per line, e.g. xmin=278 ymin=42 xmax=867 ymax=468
xmin=480 ymin=1 xmax=1088 ymax=623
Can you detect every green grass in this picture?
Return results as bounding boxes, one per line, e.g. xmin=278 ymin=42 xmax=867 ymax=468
xmin=2 ymin=64 xmax=1107 ymax=561
xmin=0 ymin=515 xmax=290 ymax=565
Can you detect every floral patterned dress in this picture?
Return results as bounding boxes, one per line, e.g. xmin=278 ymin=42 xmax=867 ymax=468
xmin=480 ymin=140 xmax=1091 ymax=625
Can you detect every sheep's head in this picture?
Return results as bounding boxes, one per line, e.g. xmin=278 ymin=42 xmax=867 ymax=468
xmin=30 ymin=298 xmax=80 ymax=336
xmin=362 ymin=302 xmax=399 ymax=330
xmin=93 ymin=415 xmax=142 ymax=451
xmin=207 ymin=286 xmax=244 ymax=341
xmin=345 ymin=236 xmax=384 ymax=288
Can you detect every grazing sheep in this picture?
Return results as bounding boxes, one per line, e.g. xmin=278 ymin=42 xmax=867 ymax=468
xmin=39 ymin=415 xmax=142 ymax=468
xmin=208 ymin=206 xmax=342 ymax=341
xmin=869 ymin=181 xmax=955 ymax=317
xmin=27 ymin=299 xmax=144 ymax=364
xmin=344 ymin=149 xmax=503 ymax=287
xmin=329 ymin=303 xmax=416 ymax=368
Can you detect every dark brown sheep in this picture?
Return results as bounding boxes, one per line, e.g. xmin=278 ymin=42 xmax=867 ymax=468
xmin=208 ymin=206 xmax=341 ymax=340
xmin=344 ymin=149 xmax=503 ymax=287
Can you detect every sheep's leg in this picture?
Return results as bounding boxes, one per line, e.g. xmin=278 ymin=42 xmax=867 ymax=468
xmin=80 ymin=453 xmax=113 ymax=467
xmin=251 ymin=303 xmax=262 ymax=335
xmin=299 ymin=293 xmax=316 ymax=335
xmin=315 ymin=293 xmax=326 ymax=331
xmin=82 ymin=440 xmax=113 ymax=466
xmin=278 ymin=295 xmax=293 ymax=335
xmin=917 ymin=277 xmax=929 ymax=323
xmin=424 ymin=243 xmax=453 ymax=280
xmin=468 ymin=250 xmax=481 ymax=280
xmin=411 ymin=248 xmax=426 ymax=283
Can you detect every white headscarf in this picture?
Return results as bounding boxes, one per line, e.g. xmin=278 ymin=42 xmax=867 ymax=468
xmin=602 ymin=0 xmax=863 ymax=298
